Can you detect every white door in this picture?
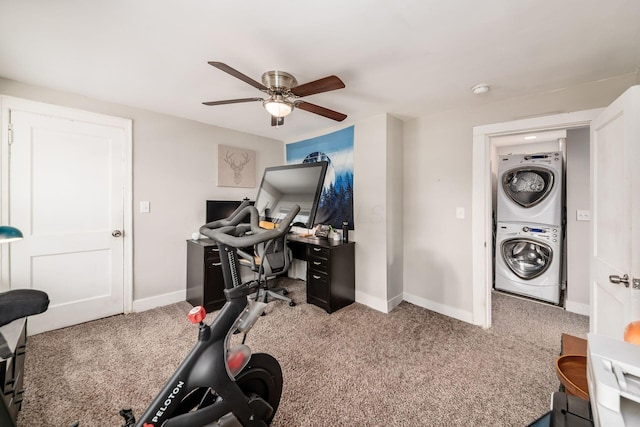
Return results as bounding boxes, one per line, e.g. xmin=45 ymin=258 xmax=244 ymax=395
xmin=590 ymin=85 xmax=640 ymax=339
xmin=6 ymin=103 xmax=130 ymax=334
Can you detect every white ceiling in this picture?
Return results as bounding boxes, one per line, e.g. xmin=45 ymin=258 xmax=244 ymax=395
xmin=0 ymin=1 xmax=638 ymax=142
xmin=491 ymin=129 xmax=567 ymax=147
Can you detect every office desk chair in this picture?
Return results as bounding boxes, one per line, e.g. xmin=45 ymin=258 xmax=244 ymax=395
xmin=237 ymin=231 xmax=296 ymax=306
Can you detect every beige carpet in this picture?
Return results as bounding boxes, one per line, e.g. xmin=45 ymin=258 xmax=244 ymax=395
xmin=18 ymin=280 xmax=588 ymax=426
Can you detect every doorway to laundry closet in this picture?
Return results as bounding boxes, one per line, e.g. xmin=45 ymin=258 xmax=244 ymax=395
xmin=471 ymin=108 xmax=602 ymax=329
xmin=489 ymin=128 xmax=591 ymax=314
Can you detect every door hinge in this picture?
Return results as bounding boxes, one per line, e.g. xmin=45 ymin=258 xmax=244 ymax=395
xmin=8 ymin=123 xmax=13 ymax=145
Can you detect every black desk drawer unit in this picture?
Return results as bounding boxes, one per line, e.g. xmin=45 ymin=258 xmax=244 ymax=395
xmin=305 ymin=241 xmax=355 ymax=313
xmin=1 ymin=318 xmax=27 ymax=426
xmin=186 ymin=239 xmax=226 ymax=312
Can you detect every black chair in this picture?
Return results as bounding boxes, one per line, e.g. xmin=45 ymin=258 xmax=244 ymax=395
xmin=237 ymin=233 xmax=296 ymax=306
xmin=0 ymin=289 xmax=49 ymax=329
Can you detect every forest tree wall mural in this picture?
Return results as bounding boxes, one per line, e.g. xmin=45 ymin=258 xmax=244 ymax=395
xmin=286 ymin=126 xmax=354 ymax=229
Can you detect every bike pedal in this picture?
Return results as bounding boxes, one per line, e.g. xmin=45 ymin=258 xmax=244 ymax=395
xmin=247 ymin=393 xmax=273 ymax=421
xmin=119 ymin=408 xmax=136 ymax=427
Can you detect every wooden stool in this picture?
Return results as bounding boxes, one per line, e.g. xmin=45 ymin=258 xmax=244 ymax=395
xmin=556 ymin=354 xmax=589 ymax=400
xmin=557 ymin=334 xmax=589 ymax=400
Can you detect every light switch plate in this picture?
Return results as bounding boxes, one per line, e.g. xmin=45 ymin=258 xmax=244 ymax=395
xmin=140 ymin=201 xmax=150 ymax=213
xmin=576 ymin=210 xmax=590 ymax=221
xmin=456 ymin=207 xmax=465 ymax=219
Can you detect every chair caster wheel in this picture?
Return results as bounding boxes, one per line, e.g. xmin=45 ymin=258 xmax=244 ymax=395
xmin=289 ymin=301 xmax=296 ymax=307
xmin=282 ymin=290 xmax=289 ymax=295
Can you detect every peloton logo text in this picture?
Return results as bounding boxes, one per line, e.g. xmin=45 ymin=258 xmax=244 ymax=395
xmin=151 ymin=380 xmax=184 ymax=423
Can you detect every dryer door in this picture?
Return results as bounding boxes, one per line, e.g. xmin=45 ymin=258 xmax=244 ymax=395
xmin=502 ymin=167 xmax=554 ymax=208
xmin=501 ymin=238 xmax=553 ymax=280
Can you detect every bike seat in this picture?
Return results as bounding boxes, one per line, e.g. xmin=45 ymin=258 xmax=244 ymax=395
xmin=0 ymin=289 xmax=49 ymax=327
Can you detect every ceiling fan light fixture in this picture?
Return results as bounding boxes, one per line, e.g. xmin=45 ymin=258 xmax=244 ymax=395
xmin=205 ymin=63 xmax=346 ymax=123
xmin=263 ymin=95 xmax=293 ymax=118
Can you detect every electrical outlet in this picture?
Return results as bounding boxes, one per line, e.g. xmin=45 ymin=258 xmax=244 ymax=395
xmin=576 ymin=210 xmax=590 ymax=221
xmin=456 ymin=207 xmax=465 ymax=219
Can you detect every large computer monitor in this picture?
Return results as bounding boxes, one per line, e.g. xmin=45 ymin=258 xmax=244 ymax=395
xmin=254 ymin=161 xmax=328 ymax=228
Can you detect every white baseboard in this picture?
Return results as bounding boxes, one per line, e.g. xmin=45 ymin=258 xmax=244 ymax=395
xmin=387 ymin=292 xmax=403 ymax=312
xmin=565 ymin=300 xmax=590 ymax=316
xmin=132 ymin=290 xmax=186 ymax=313
xmin=403 ymin=291 xmax=474 ymax=324
xmin=355 ymin=291 xmax=473 ymax=323
xmin=355 ymin=290 xmax=389 ymax=313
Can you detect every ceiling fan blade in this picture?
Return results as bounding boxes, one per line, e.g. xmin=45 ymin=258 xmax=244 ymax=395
xmin=296 ymin=101 xmax=347 ymax=122
xmin=202 ymin=97 xmax=263 ymax=106
xmin=208 ymin=62 xmax=268 ymax=92
xmin=290 ymin=75 xmax=345 ymax=97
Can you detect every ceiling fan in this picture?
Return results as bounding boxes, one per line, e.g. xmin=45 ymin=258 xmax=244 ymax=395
xmin=203 ymin=62 xmax=347 ymax=126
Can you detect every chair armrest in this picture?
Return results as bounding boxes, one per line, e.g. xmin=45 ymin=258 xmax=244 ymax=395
xmin=237 ymin=248 xmax=258 ymax=269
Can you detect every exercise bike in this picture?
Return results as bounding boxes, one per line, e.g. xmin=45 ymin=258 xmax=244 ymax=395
xmin=1 ymin=202 xmax=291 ymax=427
xmin=119 ymin=201 xmax=298 ymax=427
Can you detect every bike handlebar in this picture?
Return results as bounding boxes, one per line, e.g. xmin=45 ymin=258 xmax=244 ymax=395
xmin=198 ymin=201 xmax=301 ymax=248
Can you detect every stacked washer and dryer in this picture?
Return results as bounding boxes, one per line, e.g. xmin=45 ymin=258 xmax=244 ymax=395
xmin=494 ymin=152 xmax=564 ymax=305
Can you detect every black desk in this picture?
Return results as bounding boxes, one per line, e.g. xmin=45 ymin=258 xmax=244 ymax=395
xmin=186 ymin=235 xmax=356 ymax=314
xmin=186 ymin=239 xmax=226 ymax=313
xmin=287 ymin=234 xmax=355 ymax=313
xmin=1 ymin=318 xmax=27 ymax=427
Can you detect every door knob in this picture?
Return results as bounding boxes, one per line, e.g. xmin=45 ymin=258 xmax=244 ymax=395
xmin=609 ymin=274 xmax=630 ymax=287
xmin=112 ymin=230 xmax=123 ymax=238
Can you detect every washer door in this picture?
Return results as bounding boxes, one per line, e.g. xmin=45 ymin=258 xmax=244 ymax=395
xmin=501 ymin=238 xmax=552 ymax=280
xmin=502 ymin=166 xmax=554 ymax=208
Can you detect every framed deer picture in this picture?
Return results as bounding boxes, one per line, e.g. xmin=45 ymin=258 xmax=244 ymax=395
xmin=217 ymin=145 xmax=256 ymax=188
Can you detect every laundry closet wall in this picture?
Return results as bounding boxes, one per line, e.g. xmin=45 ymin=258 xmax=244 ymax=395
xmin=565 ymin=128 xmax=590 ymax=314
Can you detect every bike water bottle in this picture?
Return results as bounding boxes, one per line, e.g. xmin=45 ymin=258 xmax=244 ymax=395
xmin=342 ymin=221 xmax=349 ymax=242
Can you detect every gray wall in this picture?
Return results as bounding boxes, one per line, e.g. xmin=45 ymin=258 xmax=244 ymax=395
xmin=0 ymin=77 xmax=283 ymax=306
xmin=386 ymin=115 xmax=404 ymax=306
xmin=402 ymin=74 xmax=638 ymax=322
xmin=286 ymin=114 xmax=405 ymax=312
xmin=2 ymin=72 xmax=637 ymax=324
xmin=565 ymin=127 xmax=591 ymax=312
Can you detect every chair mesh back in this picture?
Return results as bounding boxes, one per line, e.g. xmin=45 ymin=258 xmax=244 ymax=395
xmin=256 ymin=235 xmax=290 ymax=276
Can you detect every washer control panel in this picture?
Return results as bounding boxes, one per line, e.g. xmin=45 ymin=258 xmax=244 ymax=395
xmin=522 ymin=226 xmax=558 ymax=242
xmin=498 ymin=223 xmax=560 ymax=243
xmin=520 ymin=225 xmax=559 ymax=242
